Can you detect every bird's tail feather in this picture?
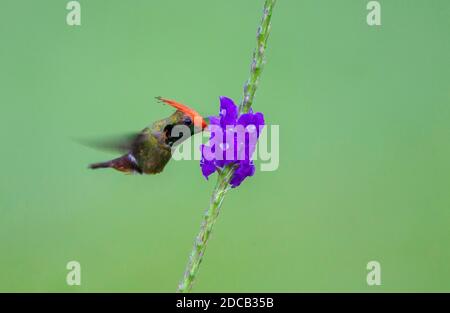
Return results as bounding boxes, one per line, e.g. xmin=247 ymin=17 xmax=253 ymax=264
xmin=89 ymin=154 xmax=142 ymax=174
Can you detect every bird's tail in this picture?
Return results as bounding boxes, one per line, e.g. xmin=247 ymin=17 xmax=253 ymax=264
xmin=89 ymin=161 xmax=113 ymax=170
xmin=89 ymin=154 xmax=142 ymax=174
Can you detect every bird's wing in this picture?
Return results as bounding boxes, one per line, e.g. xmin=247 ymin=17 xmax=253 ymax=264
xmin=75 ymin=132 xmax=144 ymax=154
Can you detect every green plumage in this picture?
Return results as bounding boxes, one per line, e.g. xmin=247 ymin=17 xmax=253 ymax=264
xmin=89 ymin=110 xmax=200 ymax=174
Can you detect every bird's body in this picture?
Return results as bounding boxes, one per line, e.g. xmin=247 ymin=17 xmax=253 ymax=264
xmin=88 ymin=98 xmax=207 ymax=174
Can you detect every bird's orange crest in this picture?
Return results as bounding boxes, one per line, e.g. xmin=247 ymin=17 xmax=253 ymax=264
xmin=156 ymin=97 xmax=207 ymax=129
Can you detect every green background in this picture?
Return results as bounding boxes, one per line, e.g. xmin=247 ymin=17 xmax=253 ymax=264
xmin=0 ymin=0 xmax=449 ymax=292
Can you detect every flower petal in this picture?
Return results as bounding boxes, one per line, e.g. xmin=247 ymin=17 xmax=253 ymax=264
xmin=219 ymin=96 xmax=238 ymax=127
xmin=253 ymin=112 xmax=265 ymax=129
xmin=237 ymin=111 xmax=265 ymax=131
xmin=208 ymin=116 xmax=220 ymax=126
xmin=236 ymin=113 xmax=253 ymax=127
xmin=230 ymin=161 xmax=255 ymax=187
xmin=200 ymin=157 xmax=216 ymax=179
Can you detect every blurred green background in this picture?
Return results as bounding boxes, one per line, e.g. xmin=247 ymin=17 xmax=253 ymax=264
xmin=0 ymin=0 xmax=449 ymax=292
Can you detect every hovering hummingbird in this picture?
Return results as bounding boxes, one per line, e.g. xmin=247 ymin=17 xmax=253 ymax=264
xmin=88 ymin=97 xmax=208 ymax=174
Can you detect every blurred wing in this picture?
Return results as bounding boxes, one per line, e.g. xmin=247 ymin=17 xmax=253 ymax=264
xmin=75 ymin=132 xmax=142 ymax=154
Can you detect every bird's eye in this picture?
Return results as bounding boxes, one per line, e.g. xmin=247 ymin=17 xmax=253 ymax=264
xmin=183 ymin=117 xmax=192 ymax=126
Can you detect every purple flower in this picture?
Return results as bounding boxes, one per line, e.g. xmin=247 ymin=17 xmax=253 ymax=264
xmin=200 ymin=96 xmax=265 ymax=188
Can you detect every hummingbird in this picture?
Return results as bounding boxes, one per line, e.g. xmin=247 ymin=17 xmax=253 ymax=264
xmin=88 ymin=97 xmax=208 ymax=175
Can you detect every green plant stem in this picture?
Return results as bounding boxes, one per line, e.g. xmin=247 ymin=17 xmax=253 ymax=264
xmin=177 ymin=166 xmax=234 ymax=292
xmin=177 ymin=0 xmax=276 ymax=293
xmin=240 ymin=0 xmax=276 ymax=114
